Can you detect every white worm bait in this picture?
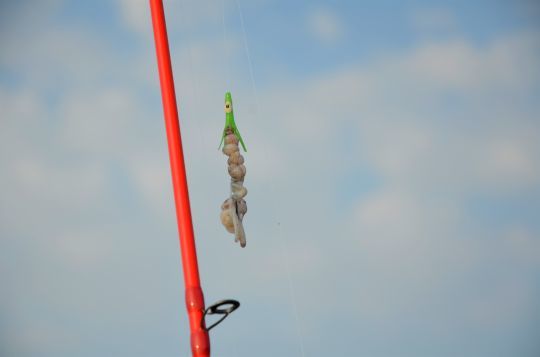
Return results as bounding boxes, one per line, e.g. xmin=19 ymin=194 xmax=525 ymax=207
xmin=219 ymin=92 xmax=248 ymax=248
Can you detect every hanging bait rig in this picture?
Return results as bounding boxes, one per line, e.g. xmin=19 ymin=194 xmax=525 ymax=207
xmin=219 ymin=92 xmax=248 ymax=247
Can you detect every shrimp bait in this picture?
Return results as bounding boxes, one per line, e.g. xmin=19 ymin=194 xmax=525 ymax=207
xmin=219 ymin=92 xmax=248 ymax=247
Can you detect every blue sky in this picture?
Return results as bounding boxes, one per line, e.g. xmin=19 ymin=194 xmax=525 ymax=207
xmin=1 ymin=1 xmax=540 ymax=356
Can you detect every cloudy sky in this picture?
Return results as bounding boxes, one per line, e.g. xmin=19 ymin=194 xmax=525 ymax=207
xmin=1 ymin=0 xmax=539 ymax=356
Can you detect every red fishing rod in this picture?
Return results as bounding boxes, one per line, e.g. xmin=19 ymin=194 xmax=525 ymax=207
xmin=149 ymin=0 xmax=209 ymax=355
xmin=149 ymin=1 xmax=239 ymax=356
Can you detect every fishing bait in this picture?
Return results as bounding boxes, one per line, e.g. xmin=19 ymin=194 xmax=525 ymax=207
xmin=219 ymin=92 xmax=248 ymax=247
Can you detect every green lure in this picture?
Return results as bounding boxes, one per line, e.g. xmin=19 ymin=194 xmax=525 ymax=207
xmin=219 ymin=92 xmax=247 ymax=152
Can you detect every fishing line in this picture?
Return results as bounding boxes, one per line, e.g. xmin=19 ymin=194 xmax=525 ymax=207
xmin=179 ymin=2 xmax=239 ymax=356
xmin=221 ymin=0 xmax=233 ymax=91
xmin=234 ymin=1 xmax=306 ymax=355
xmin=209 ymin=2 xmax=241 ymax=356
xmin=222 ymin=8 xmax=242 ymax=357
xmin=234 ymin=0 xmax=259 ymax=113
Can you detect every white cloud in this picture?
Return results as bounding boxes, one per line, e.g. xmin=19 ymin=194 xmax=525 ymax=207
xmin=248 ymin=31 xmax=540 ymax=337
xmin=116 ymin=0 xmax=151 ymax=36
xmin=116 ymin=0 xmax=223 ymax=37
xmin=397 ymin=33 xmax=540 ymax=92
xmin=0 ymin=28 xmax=117 ymax=90
xmin=1 ymin=1 xmax=539 ymax=353
xmin=411 ymin=8 xmax=457 ymax=33
xmin=275 ymin=31 xmax=540 ymax=194
xmin=307 ymin=8 xmax=344 ymax=44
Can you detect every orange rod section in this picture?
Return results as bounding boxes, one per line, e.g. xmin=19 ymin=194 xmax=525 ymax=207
xmin=149 ymin=1 xmax=210 ymax=355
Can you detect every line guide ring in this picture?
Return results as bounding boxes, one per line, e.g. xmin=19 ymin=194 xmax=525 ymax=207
xmin=202 ymin=299 xmax=240 ymax=331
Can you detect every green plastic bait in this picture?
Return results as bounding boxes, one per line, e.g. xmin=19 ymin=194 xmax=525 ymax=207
xmin=219 ymin=92 xmax=246 ymax=152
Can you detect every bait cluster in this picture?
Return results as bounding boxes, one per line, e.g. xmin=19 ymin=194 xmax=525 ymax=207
xmin=220 ymin=128 xmax=247 ymax=247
